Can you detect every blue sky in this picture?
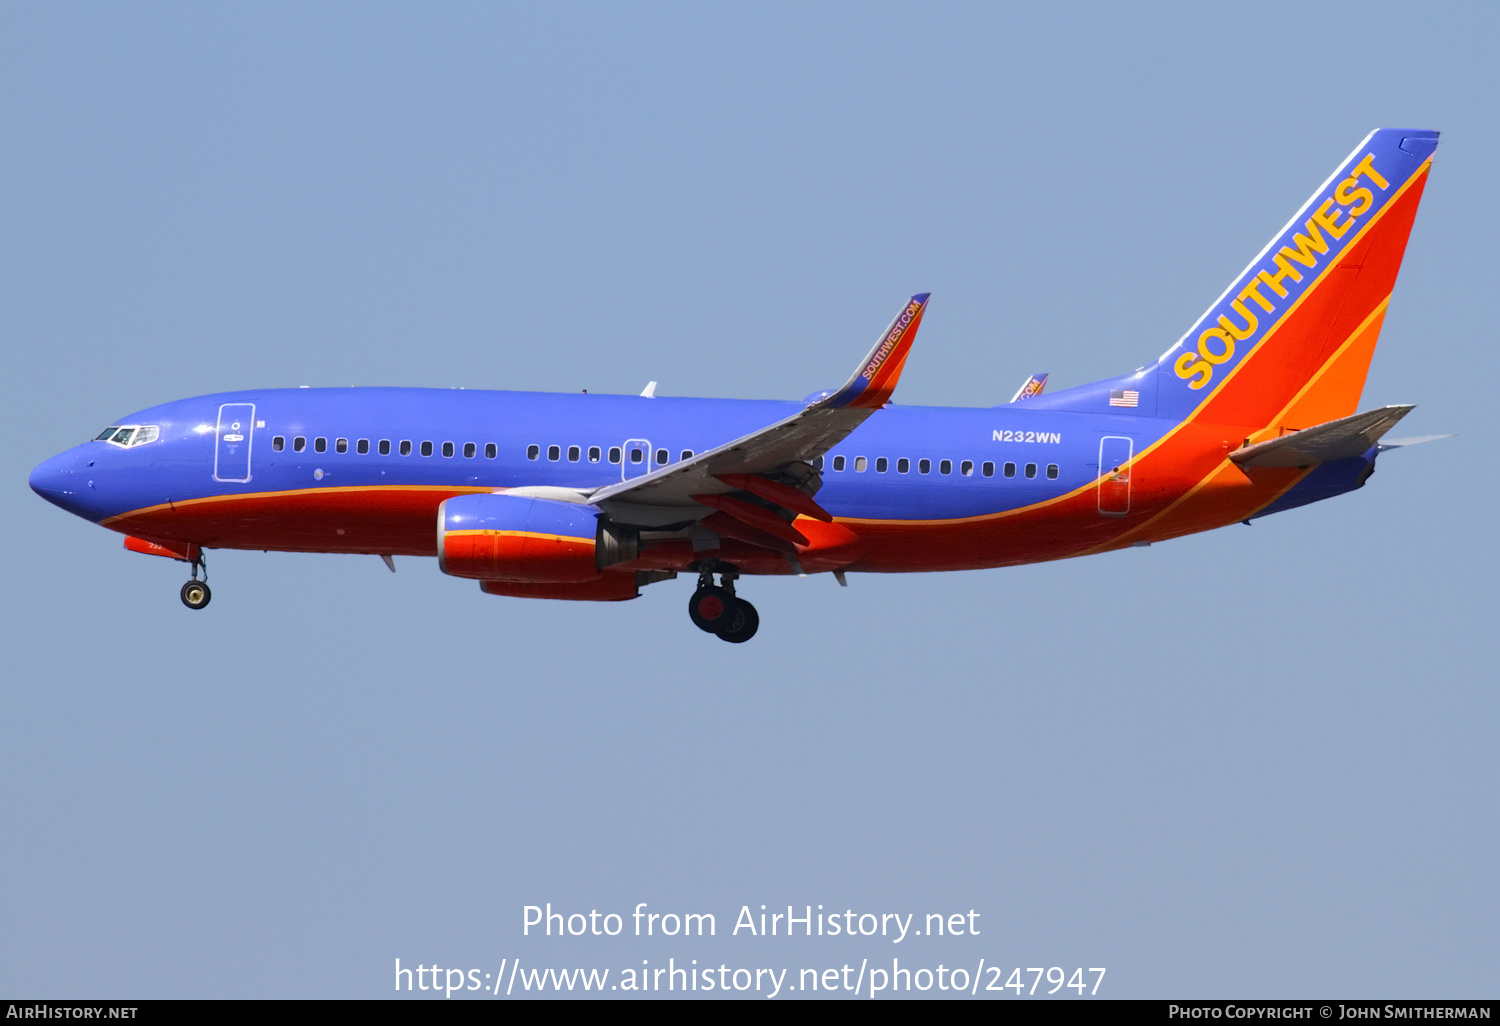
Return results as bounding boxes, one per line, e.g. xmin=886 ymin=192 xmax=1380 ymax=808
xmin=2 ymin=2 xmax=1496 ymax=998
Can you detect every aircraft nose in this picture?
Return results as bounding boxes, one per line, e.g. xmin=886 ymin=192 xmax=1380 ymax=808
xmin=29 ymin=448 xmax=99 ymax=518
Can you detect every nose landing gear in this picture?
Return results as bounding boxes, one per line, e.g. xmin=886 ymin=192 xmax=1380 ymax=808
xmin=180 ymin=553 xmax=211 ymax=610
xmin=688 ymin=564 xmax=758 ymax=643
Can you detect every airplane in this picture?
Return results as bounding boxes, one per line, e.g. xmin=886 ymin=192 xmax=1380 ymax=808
xmin=30 ymin=128 xmax=1443 ymax=643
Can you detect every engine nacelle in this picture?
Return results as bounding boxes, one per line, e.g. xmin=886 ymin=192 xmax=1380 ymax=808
xmin=438 ymin=493 xmax=603 ymax=583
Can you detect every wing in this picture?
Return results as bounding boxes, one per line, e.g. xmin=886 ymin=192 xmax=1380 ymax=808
xmin=585 ymin=293 xmax=930 ymax=529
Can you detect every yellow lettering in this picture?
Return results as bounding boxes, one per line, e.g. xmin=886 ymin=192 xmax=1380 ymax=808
xmin=1280 ymin=223 xmax=1329 ymax=269
xmin=1333 ymin=178 xmax=1374 ymax=217
xmin=1174 ymin=351 xmax=1212 ymax=389
xmin=1348 ymin=153 xmax=1389 ymax=190
xmin=1197 ymin=327 xmax=1236 ymax=365
xmin=1237 ymin=280 xmax=1275 ymax=313
xmin=1310 ymin=198 xmax=1354 ymax=239
xmin=1257 ymin=252 xmax=1304 ymax=298
xmin=1216 ymin=299 xmax=1259 ymax=341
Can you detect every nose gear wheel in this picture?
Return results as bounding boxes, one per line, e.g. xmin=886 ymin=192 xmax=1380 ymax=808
xmin=179 ymin=551 xmax=210 ymax=609
xmin=180 ymin=580 xmax=211 ymax=609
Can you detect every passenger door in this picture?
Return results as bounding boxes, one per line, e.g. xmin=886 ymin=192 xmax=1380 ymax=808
xmin=214 ymin=402 xmax=255 ymax=483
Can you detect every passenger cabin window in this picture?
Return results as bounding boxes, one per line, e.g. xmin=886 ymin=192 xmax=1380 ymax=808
xmin=982 ymin=461 xmax=995 ymax=477
xmin=357 ymin=439 xmax=370 ymax=455
xmin=961 ymin=460 xmax=974 ymax=477
xmin=876 ymin=457 xmax=888 ymax=473
xmin=336 ymin=438 xmax=348 ymax=454
xmin=438 ymin=441 xmax=451 ymax=457
xmin=609 ymin=447 xmax=622 ymax=464
xmin=919 ymin=458 xmax=931 ymax=474
xmin=463 ymin=442 xmax=476 ymax=458
xmin=897 ymin=457 xmax=910 ymax=473
xmin=569 ymin=446 xmax=581 ymax=462
xmin=294 ymin=437 xmax=306 ymax=452
xmin=272 ymin=436 xmax=285 ymax=452
xmin=1004 ymin=462 xmax=1016 ymax=478
xmin=832 ymin=455 xmax=846 ymax=472
xmin=485 ymin=443 xmax=497 ymax=459
xmin=1025 ymin=463 xmax=1038 ymax=478
xmin=548 ymin=445 xmax=561 ymax=461
xmin=588 ymin=446 xmax=601 ymax=463
xmin=420 ymin=441 xmax=434 ymax=457
xmin=1047 ymin=463 xmax=1059 ymax=480
xmin=656 ymin=449 xmax=668 ymax=465
xmin=314 ymin=437 xmax=327 ymax=453
xmin=629 ymin=447 xmax=644 ymax=464
xmin=813 ymin=455 xmax=824 ymax=471
xmin=854 ymin=456 xmax=867 ymax=472
xmin=939 ymin=459 xmax=952 ymax=475
xmin=400 ymin=440 xmax=412 ymax=456
xmin=527 ymin=444 xmax=540 ymax=460
xmin=680 ymin=450 xmax=693 ymax=462
xmin=378 ymin=439 xmax=391 ymax=455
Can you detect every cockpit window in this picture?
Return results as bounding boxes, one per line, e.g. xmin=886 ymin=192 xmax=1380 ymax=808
xmin=96 ymin=425 xmax=159 ymax=447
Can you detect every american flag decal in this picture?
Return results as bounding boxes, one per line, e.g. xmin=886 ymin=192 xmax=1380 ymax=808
xmin=1109 ymin=389 xmax=1139 ymax=408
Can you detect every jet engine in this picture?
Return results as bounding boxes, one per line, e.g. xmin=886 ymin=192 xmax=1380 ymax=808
xmin=438 ymin=493 xmax=607 ymax=583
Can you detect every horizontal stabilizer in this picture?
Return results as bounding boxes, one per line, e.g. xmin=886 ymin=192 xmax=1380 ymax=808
xmin=1230 ymin=405 xmax=1415 ymax=468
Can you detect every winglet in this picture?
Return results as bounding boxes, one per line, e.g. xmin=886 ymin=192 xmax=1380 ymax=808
xmin=1009 ymin=373 xmax=1049 ymax=403
xmin=821 ymin=294 xmax=930 ymax=410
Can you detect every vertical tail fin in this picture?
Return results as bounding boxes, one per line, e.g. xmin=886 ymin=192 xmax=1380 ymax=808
xmin=1156 ymin=128 xmax=1438 ymax=429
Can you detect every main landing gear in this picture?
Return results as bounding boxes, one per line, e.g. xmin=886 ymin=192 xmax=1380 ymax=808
xmin=688 ymin=564 xmax=758 ymax=643
xmin=180 ymin=553 xmax=211 ymax=610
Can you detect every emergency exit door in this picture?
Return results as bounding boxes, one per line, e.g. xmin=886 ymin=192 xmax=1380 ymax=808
xmin=621 ymin=438 xmax=652 ymax=481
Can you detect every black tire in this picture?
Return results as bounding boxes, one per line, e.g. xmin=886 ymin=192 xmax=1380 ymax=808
xmin=688 ymin=585 xmax=734 ymax=632
xmin=717 ymin=599 xmax=759 ymax=643
xmin=180 ymin=580 xmax=212 ymax=610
